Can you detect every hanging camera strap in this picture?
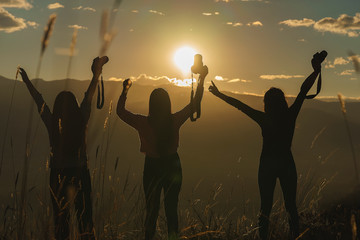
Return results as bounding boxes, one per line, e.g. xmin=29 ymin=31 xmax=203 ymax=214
xmin=97 ymin=74 xmax=105 ymax=109
xmin=190 ymin=73 xmax=200 ymax=122
xmin=305 ymin=70 xmax=322 ymax=99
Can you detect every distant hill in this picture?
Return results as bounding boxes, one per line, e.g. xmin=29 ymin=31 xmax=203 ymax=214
xmin=0 ymin=75 xmax=359 ymax=211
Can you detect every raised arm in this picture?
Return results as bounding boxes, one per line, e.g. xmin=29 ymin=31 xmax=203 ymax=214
xmin=80 ymin=56 xmax=109 ymax=121
xmin=116 ymin=79 xmax=144 ymax=129
xmin=290 ymin=52 xmax=325 ymax=117
xmin=209 ymin=81 xmax=264 ymax=124
xmin=173 ymin=66 xmax=207 ymax=126
xmin=19 ymin=68 xmax=52 ymax=130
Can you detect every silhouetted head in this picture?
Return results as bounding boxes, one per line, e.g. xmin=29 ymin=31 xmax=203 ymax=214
xmin=53 ymin=91 xmax=80 ymax=120
xmin=148 ymin=88 xmax=173 ymax=156
xmin=264 ymin=88 xmax=288 ymax=115
xmin=52 ymin=91 xmax=83 ymax=150
xmin=149 ymin=88 xmax=172 ymax=119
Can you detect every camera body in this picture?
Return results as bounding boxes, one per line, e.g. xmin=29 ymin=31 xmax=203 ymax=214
xmin=191 ymin=54 xmax=205 ymax=74
xmin=313 ymin=50 xmax=327 ymax=65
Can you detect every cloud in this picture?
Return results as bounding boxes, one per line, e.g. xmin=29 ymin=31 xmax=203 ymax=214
xmin=73 ymin=6 xmax=96 ymax=12
xmin=215 ymin=76 xmax=251 ymax=83
xmin=279 ymin=18 xmax=315 ymax=27
xmin=260 ymin=74 xmax=304 ymax=80
xmin=227 ymin=22 xmax=243 ymax=27
xmin=47 ymin=2 xmax=64 ymax=10
xmin=228 ymin=78 xmax=252 ymax=83
xmin=0 ymin=0 xmax=32 ymax=9
xmin=247 ymin=21 xmax=263 ymax=26
xmin=68 ymin=24 xmax=87 ymax=30
xmin=334 ymin=57 xmax=349 ymax=65
xmin=149 ymin=10 xmax=165 ymax=16
xmin=0 ymin=7 xmax=26 ymax=32
xmin=27 ymin=20 xmax=38 ymax=28
xmin=280 ymin=13 xmax=360 ymax=37
xmin=110 ymin=74 xmax=194 ymax=87
xmin=314 ymin=13 xmax=360 ymax=37
xmin=339 ymin=69 xmax=355 ymax=76
xmin=215 ymin=76 xmax=227 ymax=81
xmin=108 ymin=77 xmax=124 ymax=81
xmin=202 ymin=12 xmax=220 ymax=16
xmin=325 ymin=57 xmax=350 ymax=68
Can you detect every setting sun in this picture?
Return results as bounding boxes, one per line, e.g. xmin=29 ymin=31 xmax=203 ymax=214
xmin=173 ymin=46 xmax=197 ymax=74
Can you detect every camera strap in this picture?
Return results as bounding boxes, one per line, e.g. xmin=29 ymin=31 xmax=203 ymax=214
xmin=305 ymin=71 xmax=322 ymax=99
xmin=97 ymin=74 xmax=105 ymax=109
xmin=190 ymin=73 xmax=200 ymax=122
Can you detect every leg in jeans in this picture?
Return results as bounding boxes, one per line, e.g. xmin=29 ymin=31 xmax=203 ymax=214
xmin=279 ymin=160 xmax=299 ymax=239
xmin=143 ymin=162 xmax=162 ymax=240
xmin=163 ymin=155 xmax=182 ymax=240
xmin=258 ymin=162 xmax=277 ymax=240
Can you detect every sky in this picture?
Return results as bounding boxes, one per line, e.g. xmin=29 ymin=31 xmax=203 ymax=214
xmin=1 ymin=0 xmax=360 ymax=98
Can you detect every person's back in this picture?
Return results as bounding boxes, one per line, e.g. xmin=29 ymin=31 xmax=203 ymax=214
xmin=49 ymin=91 xmax=88 ymax=168
xmin=260 ymin=111 xmax=295 ymax=156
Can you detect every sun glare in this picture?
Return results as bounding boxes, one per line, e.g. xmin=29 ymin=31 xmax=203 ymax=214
xmin=174 ymin=46 xmax=197 ymax=74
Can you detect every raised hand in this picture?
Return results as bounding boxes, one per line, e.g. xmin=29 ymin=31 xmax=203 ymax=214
xmin=122 ymin=78 xmax=132 ymax=94
xmin=91 ymin=56 xmax=109 ymax=77
xmin=208 ymin=80 xmax=220 ymax=96
xmin=200 ymin=65 xmax=209 ymax=78
xmin=311 ymin=51 xmax=327 ymax=72
xmin=19 ymin=68 xmax=30 ymax=83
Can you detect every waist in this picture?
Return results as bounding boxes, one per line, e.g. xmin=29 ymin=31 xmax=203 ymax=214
xmin=50 ymin=153 xmax=87 ymax=168
xmin=145 ymin=152 xmax=179 ymax=161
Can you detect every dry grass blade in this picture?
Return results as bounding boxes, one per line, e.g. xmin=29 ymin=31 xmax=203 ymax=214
xmin=338 ymin=93 xmax=359 ymax=184
xmin=0 ymin=66 xmax=19 ymax=175
xmin=69 ymin=28 xmax=78 ymax=57
xmin=41 ymin=14 xmax=57 ymax=57
xmin=66 ymin=28 xmax=78 ymax=80
xmin=36 ymin=14 xmax=57 ymax=78
xmin=100 ymin=31 xmax=117 ymax=57
xmin=338 ymin=93 xmax=346 ymax=114
xmin=348 ymin=51 xmax=360 ymax=73
xmin=100 ymin=10 xmax=109 ymax=40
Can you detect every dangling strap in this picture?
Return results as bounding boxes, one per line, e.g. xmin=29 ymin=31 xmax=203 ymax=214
xmin=190 ymin=73 xmax=196 ymax=122
xmin=97 ymin=75 xmax=105 ymax=109
xmin=190 ymin=73 xmax=201 ymax=122
xmin=305 ymin=71 xmax=322 ymax=99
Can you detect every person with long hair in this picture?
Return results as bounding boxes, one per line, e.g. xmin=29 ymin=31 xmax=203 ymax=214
xmin=208 ymin=53 xmax=325 ymax=239
xmin=19 ymin=56 xmax=109 ymax=240
xmin=117 ymin=66 xmax=208 ymax=240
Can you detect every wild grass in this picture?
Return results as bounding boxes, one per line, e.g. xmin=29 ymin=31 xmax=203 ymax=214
xmin=0 ymin=97 xmax=353 ymax=240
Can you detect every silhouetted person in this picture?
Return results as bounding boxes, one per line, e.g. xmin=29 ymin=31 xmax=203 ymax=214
xmin=209 ymin=53 xmax=325 ymax=239
xmin=19 ymin=56 xmax=109 ymax=240
xmin=117 ymin=66 xmax=208 ymax=240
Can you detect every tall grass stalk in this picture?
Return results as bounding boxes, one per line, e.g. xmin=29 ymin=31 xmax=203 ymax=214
xmin=0 ymin=67 xmax=20 ymax=176
xmin=66 ymin=28 xmax=78 ymax=86
xmin=337 ymin=93 xmax=359 ymax=185
xmin=19 ymin=14 xmax=56 ymax=239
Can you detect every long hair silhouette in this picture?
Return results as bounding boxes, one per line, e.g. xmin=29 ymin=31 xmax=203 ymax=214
xmin=52 ymin=91 xmax=83 ymax=153
xmin=264 ymin=87 xmax=288 ymax=116
xmin=148 ymin=88 xmax=174 ymax=156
